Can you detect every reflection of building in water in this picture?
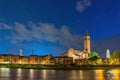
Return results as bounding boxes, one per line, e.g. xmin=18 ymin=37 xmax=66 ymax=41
xmin=17 ymin=68 xmax=22 ymax=77
xmin=30 ymin=69 xmax=34 ymax=79
xmin=94 ymin=70 xmax=104 ymax=80
xmin=79 ymin=71 xmax=83 ymax=80
xmin=94 ymin=70 xmax=119 ymax=80
xmin=112 ymin=69 xmax=120 ymax=80
xmin=1 ymin=68 xmax=10 ymax=77
xmin=43 ymin=70 xmax=47 ymax=79
xmin=61 ymin=31 xmax=91 ymax=63
xmin=105 ymin=71 xmax=114 ymax=80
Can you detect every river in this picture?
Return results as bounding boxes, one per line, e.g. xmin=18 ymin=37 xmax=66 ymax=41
xmin=0 ymin=68 xmax=119 ymax=80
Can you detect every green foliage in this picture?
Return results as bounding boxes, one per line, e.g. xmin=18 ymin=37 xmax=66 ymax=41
xmin=89 ymin=52 xmax=100 ymax=61
xmin=89 ymin=56 xmax=98 ymax=61
xmin=111 ymin=50 xmax=120 ymax=62
xmin=89 ymin=52 xmax=100 ymax=58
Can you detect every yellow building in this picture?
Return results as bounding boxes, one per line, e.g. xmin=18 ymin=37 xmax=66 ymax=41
xmin=0 ymin=54 xmax=14 ymax=64
xmin=11 ymin=55 xmax=20 ymax=64
xmin=19 ymin=56 xmax=28 ymax=64
xmin=39 ymin=55 xmax=54 ymax=65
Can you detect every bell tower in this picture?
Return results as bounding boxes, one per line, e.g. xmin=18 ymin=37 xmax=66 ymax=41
xmin=19 ymin=49 xmax=23 ymax=56
xmin=84 ymin=31 xmax=90 ymax=54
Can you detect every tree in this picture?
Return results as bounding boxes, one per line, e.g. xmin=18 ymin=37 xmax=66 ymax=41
xmin=89 ymin=52 xmax=100 ymax=61
xmin=110 ymin=50 xmax=120 ymax=64
xmin=111 ymin=51 xmax=120 ymax=59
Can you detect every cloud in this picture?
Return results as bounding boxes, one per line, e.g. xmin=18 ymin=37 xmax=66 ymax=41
xmin=76 ymin=0 xmax=92 ymax=13
xmin=0 ymin=22 xmax=11 ymax=30
xmin=0 ymin=22 xmax=83 ymax=49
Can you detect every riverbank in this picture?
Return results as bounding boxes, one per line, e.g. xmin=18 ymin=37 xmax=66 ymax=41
xmin=0 ymin=64 xmax=120 ymax=70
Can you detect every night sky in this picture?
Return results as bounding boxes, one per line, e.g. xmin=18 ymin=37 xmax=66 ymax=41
xmin=0 ymin=0 xmax=120 ymax=57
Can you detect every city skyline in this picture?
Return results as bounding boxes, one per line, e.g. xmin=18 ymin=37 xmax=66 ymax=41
xmin=0 ymin=0 xmax=120 ymax=56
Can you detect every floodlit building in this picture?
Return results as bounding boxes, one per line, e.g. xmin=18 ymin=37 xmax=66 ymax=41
xmin=28 ymin=55 xmax=39 ymax=64
xmin=0 ymin=54 xmax=13 ymax=64
xmin=84 ymin=31 xmax=91 ymax=54
xmin=61 ymin=31 xmax=91 ymax=62
xmin=19 ymin=56 xmax=28 ymax=64
xmin=106 ymin=49 xmax=110 ymax=59
xmin=19 ymin=49 xmax=23 ymax=56
xmin=38 ymin=55 xmax=54 ymax=65
xmin=55 ymin=56 xmax=73 ymax=65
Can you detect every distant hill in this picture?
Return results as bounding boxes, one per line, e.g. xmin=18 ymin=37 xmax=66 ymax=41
xmin=92 ymin=34 xmax=120 ymax=57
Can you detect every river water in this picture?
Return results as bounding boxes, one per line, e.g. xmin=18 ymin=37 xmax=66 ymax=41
xmin=0 ymin=68 xmax=119 ymax=80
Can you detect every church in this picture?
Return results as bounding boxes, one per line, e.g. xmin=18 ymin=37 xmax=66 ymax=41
xmin=61 ymin=31 xmax=91 ymax=60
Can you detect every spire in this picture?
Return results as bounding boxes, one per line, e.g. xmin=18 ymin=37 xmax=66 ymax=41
xmin=85 ymin=30 xmax=89 ymax=36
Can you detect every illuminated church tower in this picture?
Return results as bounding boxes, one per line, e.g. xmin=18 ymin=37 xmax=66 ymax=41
xmin=84 ymin=31 xmax=91 ymax=54
xmin=19 ymin=49 xmax=23 ymax=56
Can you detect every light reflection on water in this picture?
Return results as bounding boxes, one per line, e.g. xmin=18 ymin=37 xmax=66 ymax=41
xmin=42 ymin=70 xmax=47 ymax=80
xmin=0 ymin=68 xmax=119 ymax=80
xmin=1 ymin=68 xmax=10 ymax=77
xmin=112 ymin=69 xmax=120 ymax=80
xmin=30 ymin=69 xmax=34 ymax=79
xmin=94 ymin=70 xmax=104 ymax=80
xmin=17 ymin=68 xmax=21 ymax=77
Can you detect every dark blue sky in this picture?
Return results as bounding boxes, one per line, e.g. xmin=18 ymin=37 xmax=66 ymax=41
xmin=0 ymin=0 xmax=120 ymax=56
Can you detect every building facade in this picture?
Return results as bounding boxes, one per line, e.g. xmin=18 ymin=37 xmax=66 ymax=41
xmin=61 ymin=31 xmax=91 ymax=62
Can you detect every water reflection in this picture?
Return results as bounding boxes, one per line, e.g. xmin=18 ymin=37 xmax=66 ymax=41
xmin=0 ymin=68 xmax=10 ymax=77
xmin=42 ymin=70 xmax=47 ymax=80
xmin=70 ymin=70 xmax=84 ymax=80
xmin=30 ymin=69 xmax=34 ymax=79
xmin=79 ymin=70 xmax=83 ymax=80
xmin=94 ymin=69 xmax=120 ymax=80
xmin=0 ymin=68 xmax=119 ymax=80
xmin=0 ymin=68 xmax=10 ymax=80
xmin=112 ymin=69 xmax=120 ymax=80
xmin=94 ymin=70 xmax=104 ymax=80
xmin=17 ymin=68 xmax=21 ymax=77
